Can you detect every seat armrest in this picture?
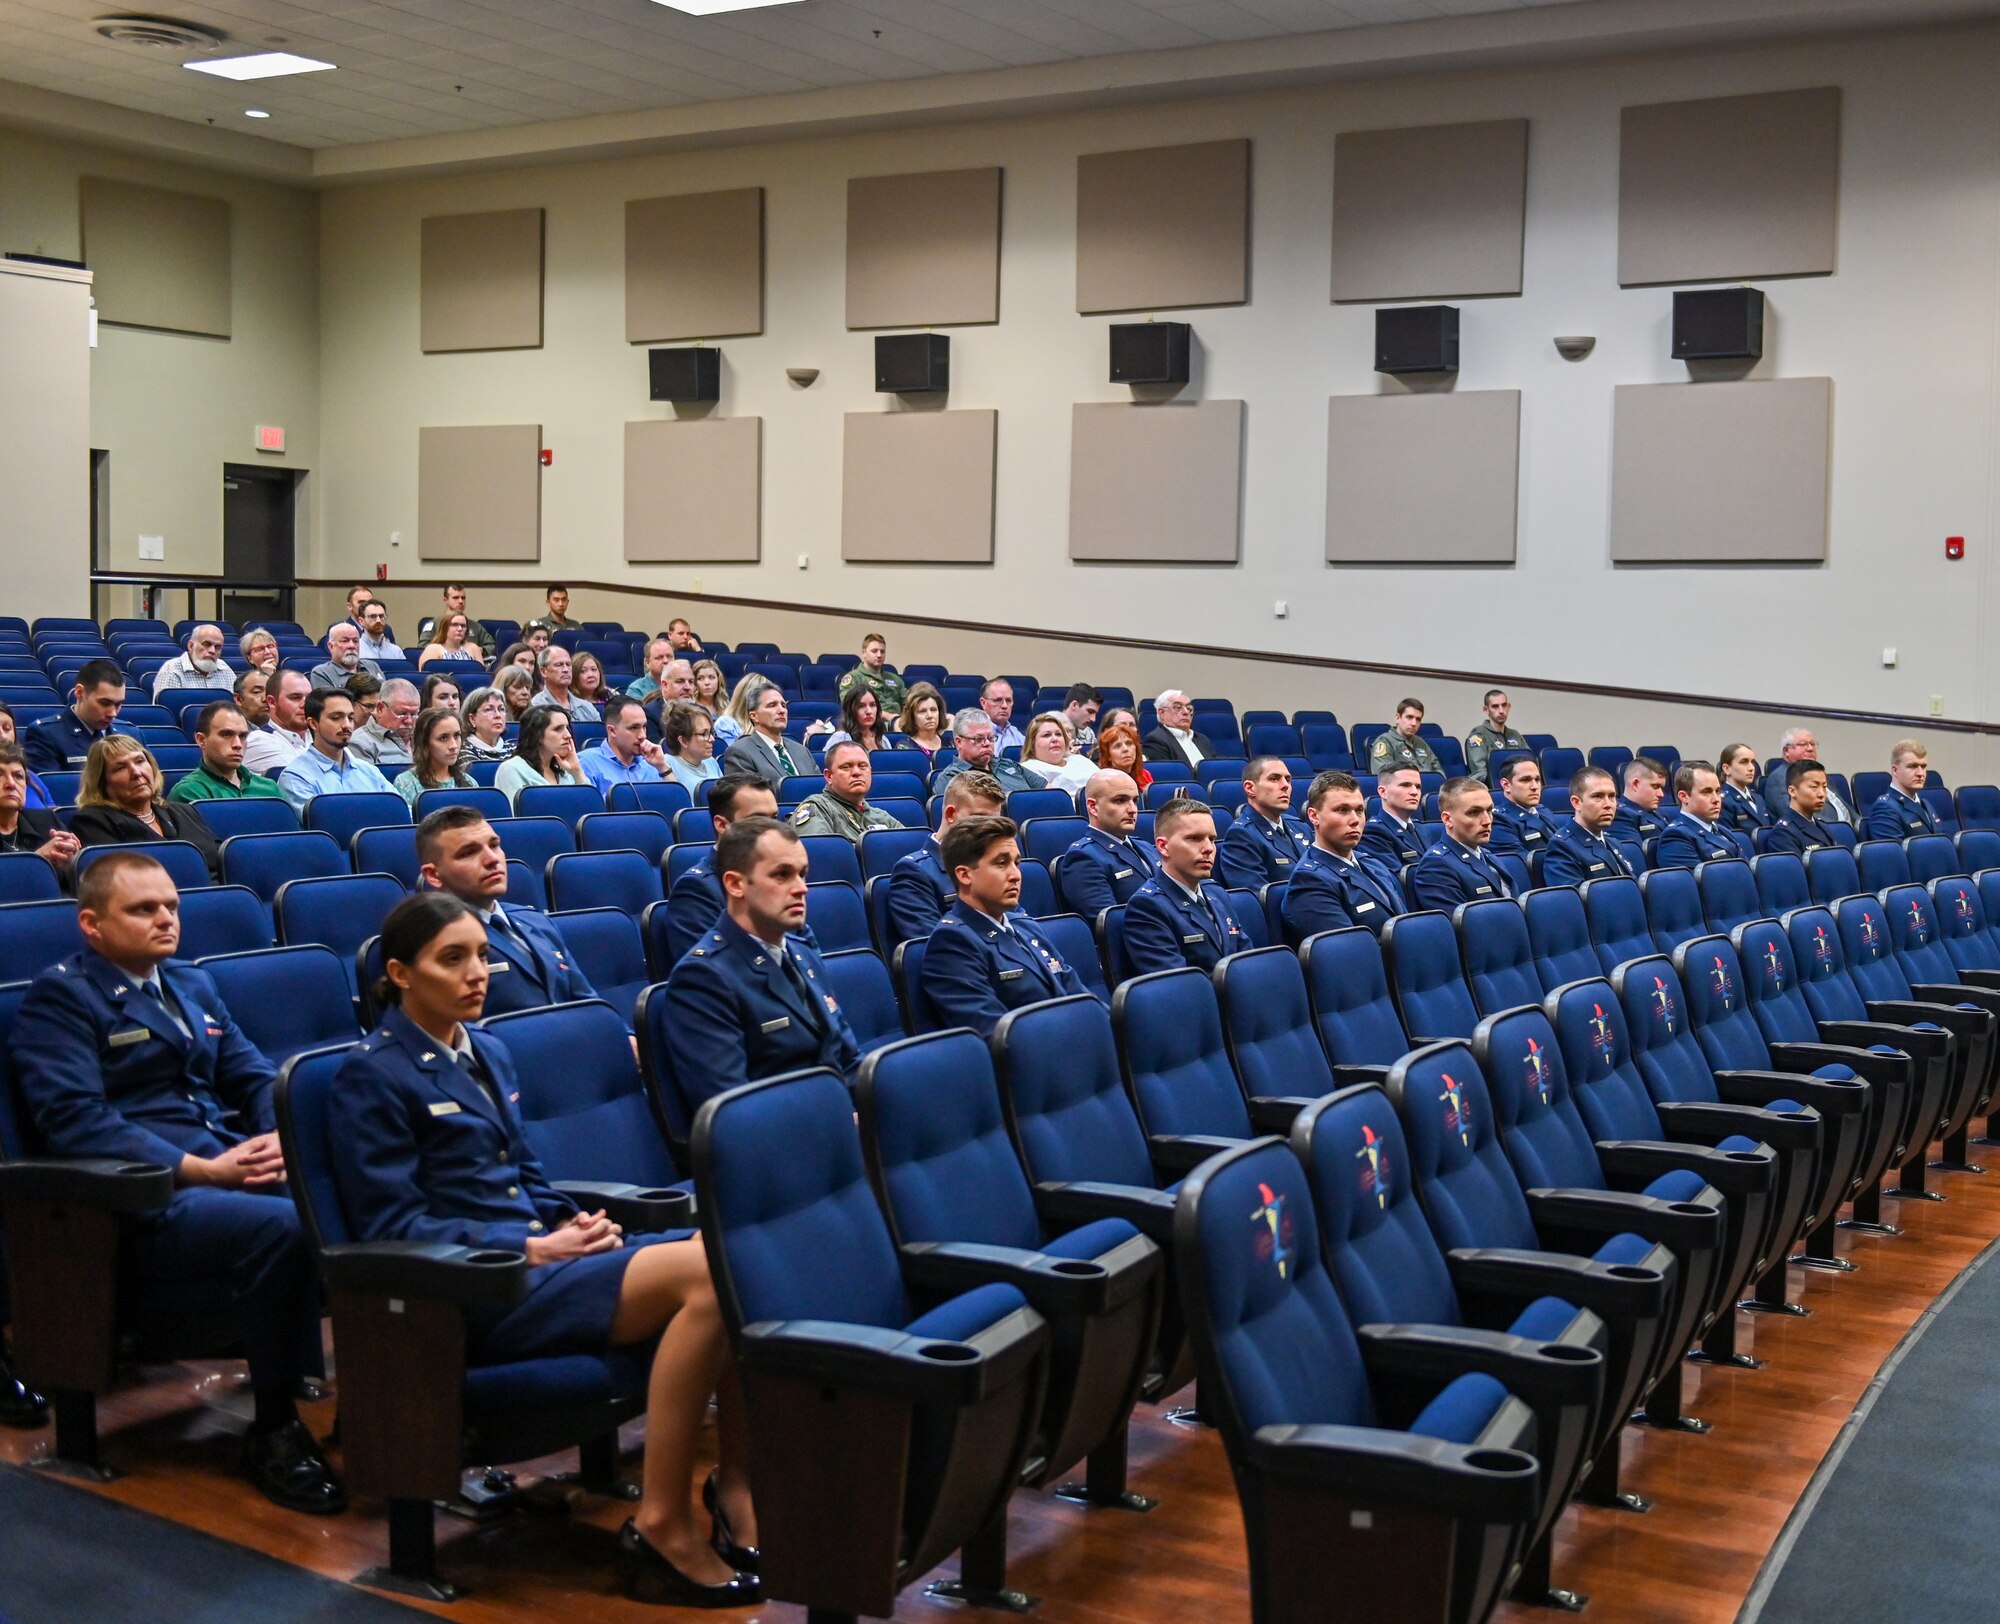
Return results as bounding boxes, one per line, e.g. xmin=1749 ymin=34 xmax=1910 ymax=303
xmin=1247 ymin=1423 xmax=1540 ymax=1522
xmin=1331 ymin=1065 xmax=1391 ymax=1087
xmin=1525 ymin=1185 xmax=1723 ymax=1253
xmin=1908 ymin=982 xmax=2000 ymax=1016
xmin=1356 ymin=1323 xmax=1603 ymax=1417
xmin=1952 ymin=967 xmax=2000 ymax=991
xmin=1247 ymin=1097 xmax=1318 ymax=1133
xmin=0 ymin=1157 xmax=174 ymax=1213
xmin=320 ymin=1239 xmax=527 ymax=1307
xmin=1864 ymin=1000 xmax=1964 ymax=1035
xmin=1445 ymin=1246 xmax=1669 ymax=1322
xmin=901 ymin=1238 xmax=1149 ymax=1318
xmin=1768 ymin=1040 xmax=1906 ymax=1089
xmin=1817 ymin=1019 xmax=1934 ymax=1055
xmin=739 ymin=1311 xmax=1046 ymax=1405
xmin=1656 ymin=1097 xmax=1820 ymax=1155
xmin=1720 ymin=1062 xmax=1866 ymax=1114
xmin=552 ymin=1180 xmax=694 ymax=1232
xmin=1033 ymin=1180 xmax=1177 ymax=1245
xmin=1147 ymin=1134 xmax=1245 ymax=1178
xmin=1594 ymin=1138 xmax=1775 ymax=1198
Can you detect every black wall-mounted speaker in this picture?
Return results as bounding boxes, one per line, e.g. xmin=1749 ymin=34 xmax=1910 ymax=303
xmin=1672 ymin=287 xmax=1764 ymax=360
xmin=875 ymin=333 xmax=950 ymax=393
xmin=1375 ymin=305 xmax=1459 ymax=374
xmin=649 ymin=348 xmax=720 ymax=402
xmin=1109 ymin=321 xmax=1191 ymax=384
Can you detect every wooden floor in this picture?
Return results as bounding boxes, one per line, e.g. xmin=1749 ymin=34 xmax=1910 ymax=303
xmin=7 ymin=1149 xmax=1998 ymax=1624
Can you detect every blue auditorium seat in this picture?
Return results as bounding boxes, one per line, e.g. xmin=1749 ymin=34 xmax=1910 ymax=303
xmin=604 ymin=781 xmax=693 ymax=819
xmin=1855 ymin=840 xmax=1912 ymax=894
xmin=1211 ymin=947 xmax=1336 ymax=1121
xmin=0 ymin=851 xmax=60 ymax=903
xmin=821 ymin=947 xmax=906 ymax=1052
xmin=1032 ymin=912 xmax=1109 ymax=1003
xmin=187 ymin=797 xmax=299 ymax=839
xmin=574 ymin=810 xmax=674 ymax=866
xmin=1456 ymin=897 xmax=1543 ymax=1016
xmin=546 ymin=911 xmax=650 ymax=1026
xmin=198 ymin=945 xmax=362 ymax=1064
xmin=1298 ymin=927 xmax=1409 ymax=1082
xmin=514 ymin=784 xmax=604 ymax=831
xmin=1750 ymin=853 xmax=1811 ymax=918
xmin=1955 ymin=785 xmax=2000 ymax=833
xmin=74 ymin=839 xmax=212 ymax=893
xmin=1581 ymin=876 xmax=1651 ymax=975
xmin=1956 ymin=829 xmax=2000 ymax=876
xmin=174 ymin=885 xmax=274 ymax=959
xmin=0 ymin=898 xmax=83 ymax=982
xmin=804 ymin=881 xmax=871 ymax=952
xmin=1906 ymin=834 xmax=1962 ymax=884
xmin=1638 ymin=867 xmax=1707 ymax=960
xmin=1694 ymin=859 xmax=1759 ymax=937
xmin=304 ymin=792 xmax=410 ymax=851
xmin=546 ymin=848 xmax=661 ymax=918
xmin=351 ymin=825 xmax=421 ymax=890
xmin=220 ymin=830 xmax=347 ymax=903
xmin=491 ymin=817 xmax=575 ymax=887
xmin=1873 ymin=885 xmax=2000 ymax=1159
xmin=859 ymin=825 xmax=931 ymax=883
xmin=414 ymin=786 xmax=511 ymax=823
xmin=274 ymin=871 xmax=406 ymax=992
xmin=1113 ymin=968 xmax=1262 ymax=1144
xmin=1803 ymin=844 xmax=1861 ymax=904
xmin=797 ymin=834 xmax=862 ymax=890
xmin=1381 ymin=910 xmax=1479 ymax=1042
xmin=1522 ymin=886 xmax=1599 ymax=992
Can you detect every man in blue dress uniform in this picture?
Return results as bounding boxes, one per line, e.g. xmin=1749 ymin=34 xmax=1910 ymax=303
xmin=1488 ymin=757 xmax=1564 ymax=857
xmin=1410 ymin=777 xmax=1517 ymax=911
xmin=1764 ymin=760 xmax=1843 ymax=854
xmin=1059 ymin=769 xmax=1160 ymax=918
xmin=1359 ymin=765 xmax=1426 ymax=870
xmin=1282 ymin=770 xmax=1409 ymax=946
xmin=1123 ymin=797 xmax=1247 ymax=975
xmin=1610 ymin=757 xmax=1670 ymax=861
xmin=1216 ymin=755 xmax=1312 ymax=889
xmin=1862 ymin=740 xmax=1943 ymax=841
xmin=884 ymin=770 xmax=1005 ymax=948
xmin=924 ymin=816 xmax=1090 ymax=1037
xmin=1653 ymin=761 xmax=1750 ymax=868
xmin=23 ymin=657 xmax=135 ymax=775
xmin=662 ymin=776 xmax=782 ymax=965
xmin=1543 ymin=767 xmax=1637 ymax=887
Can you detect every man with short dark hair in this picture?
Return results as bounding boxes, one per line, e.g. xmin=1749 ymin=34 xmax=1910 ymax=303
xmin=665 ymin=776 xmax=786 ymax=961
xmin=1369 ymin=699 xmax=1442 ymax=777
xmin=923 ymin=816 xmax=1089 ymax=1036
xmin=1653 ymin=762 xmax=1747 ymax=868
xmin=276 ymin=689 xmax=395 ymax=810
xmin=1763 ymin=760 xmax=1841 ymax=854
xmin=233 ymin=667 xmax=272 ymax=731
xmin=1862 ymin=739 xmax=1942 ymax=840
xmin=1611 ymin=757 xmax=1670 ymax=856
xmin=152 ymin=623 xmax=233 ymax=696
xmin=666 ymin=618 xmax=702 ymax=654
xmin=1282 ymin=770 xmax=1406 ymax=945
xmin=1543 ymin=767 xmax=1634 ymax=886
xmin=168 ymin=703 xmax=284 ymax=803
xmin=838 ymin=633 xmax=906 ymax=715
xmin=347 ymin=677 xmax=419 ymax=771
xmin=1124 ymin=798 xmax=1246 ymax=974
xmin=24 ymin=658 xmax=132 ymax=774
xmin=885 ymin=769 xmax=1004 ymax=946
xmin=931 ymin=709 xmax=1033 ymax=796
xmin=1061 ymin=684 xmax=1101 ymax=754
xmin=525 ymin=584 xmax=580 ymax=637
xmin=1216 ymin=755 xmax=1311 ymax=888
xmin=1488 ymin=757 xmax=1563 ymax=855
xmin=1464 ymin=689 xmax=1529 ymax=785
xmin=355 ymin=601 xmax=404 ymax=663
xmin=580 ymin=695 xmax=667 ymax=794
xmin=791 ymin=740 xmax=903 ymax=844
xmin=12 ymin=852 xmax=343 ymax=1513
xmin=1061 ymin=769 xmax=1160 ymax=918
xmin=309 ymin=622 xmax=381 ymax=691
xmin=242 ymin=670 xmax=312 ymax=778
xmin=1410 ymin=777 xmax=1515 ymax=910
xmin=979 ymin=679 xmax=1024 ymax=752
xmin=1358 ymin=764 xmax=1426 ymax=870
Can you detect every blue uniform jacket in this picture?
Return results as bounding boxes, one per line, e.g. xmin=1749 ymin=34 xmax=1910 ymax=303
xmin=663 ymin=916 xmax=860 ymax=1105
xmin=1542 ymin=823 xmax=1635 ymax=888
xmin=1123 ymin=876 xmax=1246 ymax=975
xmin=1280 ymin=845 xmax=1405 ymax=946
xmin=480 ymin=904 xmax=600 ymax=1017
xmin=1359 ymin=813 xmax=1424 ymax=871
xmin=885 ymin=842 xmax=953 ymax=945
xmin=1059 ymin=827 xmax=1160 ymax=919
xmin=1215 ymin=811 xmax=1312 ymax=890
xmin=11 ymin=950 xmax=275 ymax=1167
xmin=1489 ymin=799 xmax=1563 ymax=856
xmin=1763 ymin=810 xmax=1839 ymax=855
xmin=1652 ymin=813 xmax=1748 ymax=870
xmin=1721 ymin=784 xmax=1773 ymax=833
xmin=1610 ymin=798 xmax=1668 ymax=848
xmin=1862 ymin=790 xmax=1939 ymax=842
xmin=923 ymin=901 xmax=1089 ymax=1038
xmin=666 ymin=853 xmax=821 ymax=966
xmin=328 ymin=1007 xmax=578 ymax=1252
xmin=1410 ymin=839 xmax=1516 ymax=912
xmin=23 ymin=709 xmax=135 ymax=775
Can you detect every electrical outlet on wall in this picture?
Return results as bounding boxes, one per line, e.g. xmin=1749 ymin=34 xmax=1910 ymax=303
xmin=1931 ymin=695 xmax=1946 ymax=716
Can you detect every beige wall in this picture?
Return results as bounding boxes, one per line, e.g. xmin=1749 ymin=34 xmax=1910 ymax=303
xmin=0 ymin=260 xmax=91 ymax=617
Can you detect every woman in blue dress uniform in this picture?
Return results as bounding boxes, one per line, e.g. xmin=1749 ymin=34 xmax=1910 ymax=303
xmin=329 ymin=894 xmax=759 ymax=1608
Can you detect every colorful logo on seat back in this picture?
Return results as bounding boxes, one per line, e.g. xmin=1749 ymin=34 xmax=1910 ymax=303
xmin=1522 ymin=1038 xmax=1551 ymax=1106
xmin=1438 ymin=1072 xmax=1472 ymax=1145
xmin=1250 ymin=1181 xmax=1295 ymax=1279
xmin=1810 ymin=925 xmax=1836 ymax=975
xmin=1649 ymin=976 xmax=1676 ymax=1033
xmin=1760 ymin=938 xmax=1785 ymax=992
xmin=1858 ymin=910 xmax=1883 ymax=957
xmin=1906 ymin=898 xmax=1928 ymax=945
xmin=1588 ymin=1002 xmax=1616 ymax=1066
xmin=1952 ymin=888 xmax=1978 ymax=934
xmin=1709 ymin=955 xmax=1734 ymax=1010
xmin=1355 ymin=1124 xmax=1389 ymax=1209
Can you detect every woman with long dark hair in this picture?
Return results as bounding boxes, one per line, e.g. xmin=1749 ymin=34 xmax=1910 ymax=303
xmin=494 ymin=706 xmax=588 ymax=807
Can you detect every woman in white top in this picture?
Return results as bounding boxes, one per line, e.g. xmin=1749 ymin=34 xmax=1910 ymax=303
xmin=459 ymin=686 xmax=513 ymax=764
xmin=1021 ymin=712 xmax=1096 ymax=796
xmin=494 ymin=705 xmax=589 ymax=807
xmin=659 ymin=701 xmax=722 ymax=797
xmin=418 ymin=612 xmax=485 ymax=671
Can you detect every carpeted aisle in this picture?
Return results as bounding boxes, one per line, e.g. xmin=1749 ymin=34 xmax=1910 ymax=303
xmin=0 ymin=1467 xmax=420 ymax=1624
xmin=1739 ymin=1235 xmax=2000 ymax=1624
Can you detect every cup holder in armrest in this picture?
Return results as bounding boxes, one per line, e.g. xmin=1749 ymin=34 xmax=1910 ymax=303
xmin=1049 ymin=1260 xmax=1104 ymax=1278
xmin=917 ymin=1342 xmax=980 ymax=1362
xmin=1668 ymin=1201 xmax=1712 ymax=1214
xmin=1537 ymin=1343 xmax=1596 ymax=1362
xmin=1463 ymin=1448 xmax=1536 ymax=1476
xmin=1606 ymin=1265 xmax=1657 ymax=1281
xmin=632 ymin=1189 xmax=678 ymax=1201
xmin=116 ymin=1164 xmax=159 ymax=1177
xmin=464 ymin=1249 xmax=524 ymax=1266
xmin=1725 ymin=1151 xmax=1765 ymax=1161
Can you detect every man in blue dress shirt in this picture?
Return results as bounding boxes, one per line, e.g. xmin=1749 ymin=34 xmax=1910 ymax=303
xmin=664 ymin=817 xmax=860 ymax=1104
xmin=1544 ymin=767 xmax=1637 ymax=887
xmin=1282 ymin=770 xmax=1408 ymax=946
xmin=1488 ymin=757 xmax=1564 ymax=857
xmin=9 ymin=852 xmax=343 ymax=1513
xmin=1216 ymin=755 xmax=1312 ymax=889
xmin=579 ymin=696 xmax=669 ymax=796
xmin=417 ymin=806 xmax=601 ymax=1015
xmin=924 ymin=816 xmax=1090 ymax=1037
xmin=1654 ymin=761 xmax=1751 ymax=868
xmin=663 ymin=775 xmax=783 ymax=965
xmin=1358 ymin=765 xmax=1426 ymax=871
xmin=276 ymin=688 xmax=395 ymax=811
xmin=1862 ymin=740 xmax=1943 ymax=841
xmin=1059 ymin=769 xmax=1160 ymax=918
xmin=1124 ymin=797 xmax=1247 ymax=975
xmin=23 ymin=657 xmax=135 ymax=775
xmin=1410 ymin=777 xmax=1517 ymax=911
xmin=884 ymin=769 xmax=1005 ymax=948
xmin=1764 ymin=760 xmax=1842 ymax=854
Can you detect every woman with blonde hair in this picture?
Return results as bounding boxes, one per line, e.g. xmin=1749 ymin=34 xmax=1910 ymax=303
xmin=418 ymin=612 xmax=484 ymax=671
xmin=689 ymin=659 xmax=726 ymax=717
xmin=72 ymin=734 xmax=224 ymax=879
xmin=711 ymin=673 xmax=771 ymax=752
xmin=1021 ymin=712 xmax=1095 ymax=795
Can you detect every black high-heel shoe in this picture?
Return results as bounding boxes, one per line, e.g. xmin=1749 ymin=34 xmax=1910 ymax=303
xmin=702 ymin=1470 xmax=761 ymax=1574
xmin=618 ymin=1520 xmax=761 ymax=1608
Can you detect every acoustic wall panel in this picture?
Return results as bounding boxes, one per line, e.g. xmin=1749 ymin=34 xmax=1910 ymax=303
xmin=841 ymin=411 xmax=996 ymax=563
xmin=626 ymin=188 xmax=764 ymax=342
xmin=1330 ymin=119 xmax=1528 ymax=302
xmin=418 ymin=425 xmax=542 ymax=561
xmin=846 ymin=167 xmax=1000 ymax=329
xmin=1325 ymin=391 xmax=1520 ymax=564
xmin=1076 ymin=139 xmax=1249 ymax=314
xmin=79 ymin=177 xmax=231 ymax=337
xmin=1069 ymin=401 xmax=1244 ymax=563
xmin=1618 ymin=88 xmax=1840 ymax=286
xmin=421 ymin=208 xmax=544 ymax=352
xmin=1610 ymin=377 xmax=1832 ymax=562
xmin=624 ymin=417 xmax=761 ymax=563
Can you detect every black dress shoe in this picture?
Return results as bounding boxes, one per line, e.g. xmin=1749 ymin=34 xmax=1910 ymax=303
xmin=702 ymin=1470 xmax=760 ymax=1573
xmin=0 ymin=1350 xmax=48 ymax=1430
xmin=619 ymin=1520 xmax=761 ymax=1609
xmin=243 ymin=1419 xmax=347 ymax=1515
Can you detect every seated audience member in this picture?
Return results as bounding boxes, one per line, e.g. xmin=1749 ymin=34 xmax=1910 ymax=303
xmin=627 ymin=638 xmax=674 ymax=702
xmin=495 ymin=666 xmax=536 ymax=723
xmin=1368 ymin=699 xmax=1443 ymax=777
xmin=666 ymin=618 xmax=702 ymax=655
xmin=529 ymin=647 xmax=601 ymax=725
xmin=392 ymin=707 xmax=475 ymax=807
xmin=931 ymin=710 xmax=1032 ymax=796
xmin=347 ymin=677 xmax=420 ymax=771
xmin=571 ymin=652 xmax=614 ymax=713
xmin=73 ymin=736 xmax=224 ymax=879
xmin=1862 ymin=738 xmax=1943 ymax=839
xmin=153 ymin=623 xmax=233 ymax=696
xmin=791 ymin=739 xmax=903 ymax=844
xmin=1358 ymin=765 xmax=1426 ymax=869
xmin=495 ymin=641 xmax=540 ymax=679
xmin=331 ymin=892 xmax=758 ymax=1606
xmin=1217 ymin=755 xmax=1311 ymax=888
xmin=417 ymin=807 xmax=599 ymax=1014
xmin=980 ymin=679 xmax=1025 ymax=753
xmin=1094 ymin=720 xmax=1152 ymax=792
xmin=495 ymin=706 xmax=590 ymax=808
xmin=0 ymin=702 xmax=56 ymax=809
xmin=1488 ymin=756 xmax=1563 ymax=854
xmin=523 ymin=626 xmax=552 ymax=659
xmin=336 ymin=583 xmax=377 ymax=636
xmin=667 ymin=776 xmax=784 ymax=954
xmin=344 ymin=670 xmax=384 ymax=732
xmin=1464 ymin=689 xmax=1529 ymax=785
xmin=237 ymin=627 xmax=280 ymax=675
xmin=11 ymin=851 xmax=343 ymax=1513
xmin=168 ymin=701 xmax=284 ymax=804
xmin=419 ymin=672 xmax=463 ymax=715
xmin=1124 ymin=797 xmax=1246 ymax=975
xmin=310 ymin=622 xmax=381 ymax=691
xmin=580 ymin=696 xmax=669 ymax=796
xmin=689 ymin=659 xmax=726 ymax=718
xmin=414 ymin=584 xmax=497 ymax=661
xmin=825 ymin=685 xmax=890 ymax=755
xmin=1061 ymin=769 xmax=1160 ymax=917
xmin=923 ymin=816 xmax=1090 ymax=1036
xmin=24 ymin=658 xmax=134 ymax=775
xmin=1143 ymin=690 xmax=1210 ymax=769
xmin=838 ymin=632 xmax=907 ymax=715
xmin=1764 ymin=760 xmax=1842 ymax=854
xmin=0 ymin=742 xmax=77 ymax=872
xmin=1611 ymin=757 xmax=1670 ymax=853
xmin=1762 ymin=728 xmax=1856 ymax=825
xmin=660 ymin=702 xmax=722 ymax=797
xmin=525 ymin=583 xmax=581 ymax=637
xmin=1283 ymin=770 xmax=1408 ymax=945
xmin=642 ymin=661 xmax=697 ymax=738
xmin=241 ymin=670 xmax=313 ymax=778
xmin=233 ymin=667 xmax=272 ymax=732
xmin=664 ymin=818 xmax=861 ymax=1103
xmin=1061 ymin=684 xmax=1101 ymax=755
xmin=1020 ymin=713 xmax=1095 ymax=796
xmin=459 ymin=686 xmax=514 ymax=765
xmin=1411 ymin=777 xmax=1515 ymax=910
xmin=719 ymin=678 xmax=807 ymax=781
xmin=894 ymin=683 xmax=949 ymax=760
xmin=417 ymin=612 xmax=482 ymax=670
xmin=1543 ymin=767 xmax=1635 ymax=886
xmin=356 ymin=601 xmax=405 ymax=663
xmin=276 ymin=689 xmax=397 ymax=812
xmin=1718 ymin=742 xmax=1773 ymax=833
xmin=886 ymin=770 xmax=1005 ymax=945
xmin=1653 ymin=761 xmax=1747 ymax=868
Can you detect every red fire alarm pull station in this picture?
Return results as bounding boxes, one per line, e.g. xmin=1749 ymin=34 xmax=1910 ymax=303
xmin=540 ymin=448 xmax=553 ymax=467
xmin=1947 ymin=536 xmax=1966 ymax=560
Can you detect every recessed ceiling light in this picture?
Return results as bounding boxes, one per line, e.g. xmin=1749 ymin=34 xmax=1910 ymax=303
xmin=243 ymin=107 xmax=270 ymax=117
xmin=185 ymin=50 xmax=333 ymax=80
xmin=649 ymin=0 xmax=806 ymax=15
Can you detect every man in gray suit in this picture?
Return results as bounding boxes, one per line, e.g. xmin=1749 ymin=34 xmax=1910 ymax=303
xmin=721 ymin=680 xmax=809 ymax=782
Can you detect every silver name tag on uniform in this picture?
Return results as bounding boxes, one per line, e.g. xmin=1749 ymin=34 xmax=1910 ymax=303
xmin=760 ymin=1017 xmax=790 ymax=1033
xmin=1354 ymin=901 xmax=1376 ymax=914
xmin=999 ymin=969 xmax=1024 ymax=982
xmin=1182 ymin=934 xmax=1205 ymax=945
xmin=108 ymin=1028 xmax=148 ymax=1047
xmin=1114 ymin=869 xmax=1133 ymax=880
xmin=488 ymin=961 xmax=511 ymax=974
xmin=1473 ymin=885 xmax=1493 ymax=896
xmin=1275 ymin=857 xmax=1292 ymax=867
xmin=1587 ymin=862 xmax=1605 ymax=873
xmin=428 ymin=1102 xmax=462 ymax=1117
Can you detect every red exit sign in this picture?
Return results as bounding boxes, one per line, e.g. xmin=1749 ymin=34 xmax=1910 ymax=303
xmin=255 ymin=425 xmax=286 ymax=453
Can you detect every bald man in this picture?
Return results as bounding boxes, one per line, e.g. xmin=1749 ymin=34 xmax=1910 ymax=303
xmin=1058 ymin=769 xmax=1160 ymax=918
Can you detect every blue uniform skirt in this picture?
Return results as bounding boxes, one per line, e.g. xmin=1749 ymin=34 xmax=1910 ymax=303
xmin=468 ymin=1233 xmax=682 ymax=1363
